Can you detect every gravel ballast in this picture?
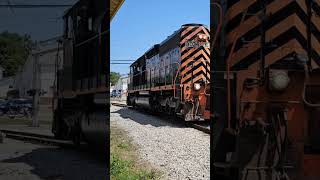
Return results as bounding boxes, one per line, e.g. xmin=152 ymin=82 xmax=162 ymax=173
xmin=111 ymin=105 xmax=210 ymax=180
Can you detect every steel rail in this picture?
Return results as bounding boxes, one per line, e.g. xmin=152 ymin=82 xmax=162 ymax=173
xmin=0 ymin=129 xmax=75 ymax=147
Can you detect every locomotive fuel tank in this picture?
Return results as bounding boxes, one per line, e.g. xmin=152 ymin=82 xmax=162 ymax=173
xmin=135 ymin=96 xmax=152 ymax=110
xmin=80 ymin=93 xmax=108 ymax=148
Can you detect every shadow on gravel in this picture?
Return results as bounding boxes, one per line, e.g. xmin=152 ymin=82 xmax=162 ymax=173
xmin=112 ymin=107 xmax=188 ymax=128
xmin=1 ymin=146 xmax=107 ymax=180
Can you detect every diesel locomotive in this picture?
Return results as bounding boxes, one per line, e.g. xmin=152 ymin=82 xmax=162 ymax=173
xmin=127 ymin=24 xmax=210 ymax=121
xmin=211 ymin=0 xmax=320 ymax=179
xmin=52 ymin=0 xmax=108 ymax=149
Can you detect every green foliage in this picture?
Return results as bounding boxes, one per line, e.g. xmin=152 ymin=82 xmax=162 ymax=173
xmin=110 ymin=71 xmax=121 ymax=86
xmin=0 ymin=31 xmax=33 ymax=77
xmin=111 ymin=154 xmax=158 ymax=180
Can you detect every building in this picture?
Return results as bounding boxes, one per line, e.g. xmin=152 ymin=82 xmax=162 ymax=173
xmin=114 ymin=75 xmax=128 ymax=93
xmin=0 ymin=77 xmax=14 ymax=99
xmin=0 ymin=66 xmax=15 ymax=98
xmin=113 ymin=75 xmax=128 ymax=101
xmin=14 ymin=37 xmax=63 ymax=121
xmin=14 ymin=37 xmax=63 ymax=102
xmin=110 ymin=84 xmax=115 ymax=93
xmin=0 ymin=37 xmax=63 ymax=101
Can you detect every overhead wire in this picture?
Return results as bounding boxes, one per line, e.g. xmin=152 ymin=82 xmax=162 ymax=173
xmin=0 ymin=4 xmax=73 ymax=8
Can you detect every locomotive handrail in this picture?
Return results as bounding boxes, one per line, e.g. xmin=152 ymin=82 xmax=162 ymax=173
xmin=131 ymin=62 xmax=181 ymax=90
xmin=173 ymin=62 xmax=181 ymax=98
xmin=211 ymin=2 xmax=223 ymax=50
xmin=226 ymin=9 xmax=248 ymax=130
xmin=132 ymin=62 xmax=179 ymax=76
xmin=75 ymin=30 xmax=108 ymax=47
xmin=302 ymin=65 xmax=320 ymax=108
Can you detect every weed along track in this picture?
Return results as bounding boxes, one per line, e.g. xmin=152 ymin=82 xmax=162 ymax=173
xmin=110 ymin=124 xmax=162 ymax=179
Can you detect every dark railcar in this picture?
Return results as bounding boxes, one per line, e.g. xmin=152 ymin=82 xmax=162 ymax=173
xmin=211 ymin=0 xmax=320 ymax=179
xmin=52 ymin=0 xmax=108 ymax=150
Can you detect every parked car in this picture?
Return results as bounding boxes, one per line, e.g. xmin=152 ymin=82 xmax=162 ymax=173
xmin=0 ymin=99 xmax=7 ymax=116
xmin=0 ymin=98 xmax=33 ymax=118
xmin=17 ymin=99 xmax=33 ymax=109
xmin=111 ymin=90 xmax=117 ymax=98
xmin=117 ymin=90 xmax=122 ymax=98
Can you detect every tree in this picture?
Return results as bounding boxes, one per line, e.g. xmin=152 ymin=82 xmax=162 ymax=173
xmin=110 ymin=72 xmax=121 ymax=86
xmin=0 ymin=31 xmax=33 ymax=77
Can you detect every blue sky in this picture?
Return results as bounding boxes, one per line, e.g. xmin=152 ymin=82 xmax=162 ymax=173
xmin=110 ymin=0 xmax=210 ymax=75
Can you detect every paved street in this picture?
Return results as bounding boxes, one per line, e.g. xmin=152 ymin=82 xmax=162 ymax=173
xmin=0 ymin=137 xmax=106 ymax=180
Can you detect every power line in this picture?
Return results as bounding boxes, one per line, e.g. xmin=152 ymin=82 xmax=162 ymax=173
xmin=110 ymin=63 xmax=132 ymax=64
xmin=0 ymin=4 xmax=73 ymax=8
xmin=111 ymin=60 xmax=134 ymax=62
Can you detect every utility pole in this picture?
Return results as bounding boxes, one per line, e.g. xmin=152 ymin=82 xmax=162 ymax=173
xmin=32 ymin=53 xmax=40 ymax=127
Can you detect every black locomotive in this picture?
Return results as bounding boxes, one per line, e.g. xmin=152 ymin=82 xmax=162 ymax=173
xmin=52 ymin=0 xmax=108 ymax=150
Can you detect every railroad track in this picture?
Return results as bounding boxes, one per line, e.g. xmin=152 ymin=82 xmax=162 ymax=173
xmin=111 ymin=102 xmax=211 ymax=134
xmin=0 ymin=129 xmax=75 ymax=147
xmin=186 ymin=123 xmax=210 ymax=134
xmin=111 ymin=102 xmax=127 ymax=107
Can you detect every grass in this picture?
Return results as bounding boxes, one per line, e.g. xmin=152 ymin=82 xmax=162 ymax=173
xmin=0 ymin=116 xmax=51 ymax=126
xmin=110 ymin=125 xmax=162 ymax=180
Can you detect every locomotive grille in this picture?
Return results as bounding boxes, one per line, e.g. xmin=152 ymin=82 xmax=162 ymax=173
xmin=225 ymin=0 xmax=320 ymax=70
xmin=179 ymin=25 xmax=211 ymax=84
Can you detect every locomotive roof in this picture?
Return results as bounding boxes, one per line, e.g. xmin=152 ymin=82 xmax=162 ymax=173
xmin=63 ymin=0 xmax=83 ymax=16
xmin=130 ymin=44 xmax=160 ymax=67
xmin=159 ymin=29 xmax=180 ymax=46
xmin=64 ymin=0 xmax=106 ymax=17
xmin=145 ymin=44 xmax=160 ymax=58
xmin=130 ymin=54 xmax=145 ymax=67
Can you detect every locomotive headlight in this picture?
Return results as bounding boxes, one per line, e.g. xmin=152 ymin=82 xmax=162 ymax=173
xmin=198 ymin=34 xmax=208 ymax=41
xmin=194 ymin=83 xmax=201 ymax=90
xmin=269 ymin=71 xmax=290 ymax=91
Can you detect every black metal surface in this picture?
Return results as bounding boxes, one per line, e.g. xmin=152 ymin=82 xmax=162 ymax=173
xmin=159 ymin=29 xmax=180 ymax=56
xmin=80 ymin=108 xmax=108 ymax=149
xmin=135 ymin=96 xmax=152 ymax=110
xmin=145 ymin=44 xmax=160 ymax=59
xmin=53 ymin=0 xmax=109 ymax=162
xmin=61 ymin=0 xmax=107 ymax=93
xmin=211 ymin=0 xmax=230 ymax=179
